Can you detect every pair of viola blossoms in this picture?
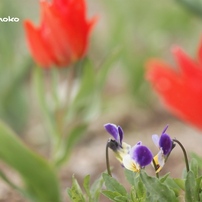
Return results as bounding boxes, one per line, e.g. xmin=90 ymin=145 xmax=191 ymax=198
xmin=104 ymin=123 xmax=190 ymax=177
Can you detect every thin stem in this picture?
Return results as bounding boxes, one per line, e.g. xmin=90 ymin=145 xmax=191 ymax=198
xmin=173 ymin=139 xmax=189 ymax=172
xmin=106 ymin=140 xmax=112 ymax=176
xmin=152 ymin=159 xmax=159 ymax=178
xmin=50 ymin=68 xmax=60 ymax=109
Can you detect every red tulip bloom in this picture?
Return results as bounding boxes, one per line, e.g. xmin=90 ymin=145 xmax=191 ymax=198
xmin=146 ymin=40 xmax=202 ymax=129
xmin=24 ymin=0 xmax=97 ymax=68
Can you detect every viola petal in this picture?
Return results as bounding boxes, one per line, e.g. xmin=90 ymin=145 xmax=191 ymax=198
xmin=104 ymin=123 xmax=120 ymax=143
xmin=152 ymin=134 xmax=160 ymax=148
xmin=153 ymin=150 xmax=165 ymax=173
xmin=122 ymin=154 xmax=139 ymax=172
xmin=159 ymin=133 xmax=172 ymax=155
xmin=115 ymin=142 xmax=131 ymax=163
xmin=130 ymin=144 xmax=153 ymax=167
xmin=162 ymin=125 xmax=169 ymax=134
xmin=118 ymin=126 xmax=124 ymax=145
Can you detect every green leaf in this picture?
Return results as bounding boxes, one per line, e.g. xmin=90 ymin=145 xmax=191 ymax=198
xmin=68 ymin=174 xmax=104 ymax=202
xmin=114 ymin=195 xmax=129 ymax=202
xmin=56 ymin=123 xmax=87 ymax=166
xmin=90 ymin=174 xmax=104 ymax=202
xmin=190 ymin=158 xmax=199 ymax=178
xmin=191 ymin=153 xmax=202 ymax=170
xmin=124 ymin=169 xmax=146 ymax=201
xmin=0 ymin=121 xmax=60 ymax=202
xmin=136 ymin=180 xmax=146 ymax=200
xmin=140 ymin=170 xmax=178 ymax=202
xmin=130 ymin=185 xmax=147 ymax=202
xmin=162 ymin=176 xmax=181 ymax=196
xmin=83 ymin=175 xmax=91 ymax=199
xmin=173 ymin=179 xmax=185 ymax=191
xmin=185 ymin=171 xmax=198 ymax=202
xmin=130 ymin=187 xmax=137 ymax=202
xmin=159 ymin=173 xmax=170 ymax=183
xmin=124 ymin=169 xmax=138 ymax=186
xmin=102 ymin=173 xmax=127 ymax=196
xmin=102 ymin=190 xmax=122 ymax=201
xmin=67 ymin=175 xmax=86 ymax=202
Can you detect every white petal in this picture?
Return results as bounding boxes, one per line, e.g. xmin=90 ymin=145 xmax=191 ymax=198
xmin=157 ymin=149 xmax=165 ymax=168
xmin=152 ymin=134 xmax=160 ymax=148
xmin=122 ymin=154 xmax=139 ymax=172
xmin=114 ymin=142 xmax=131 ymax=163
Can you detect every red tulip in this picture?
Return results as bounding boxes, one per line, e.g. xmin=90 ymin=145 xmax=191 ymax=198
xmin=146 ymin=40 xmax=202 ymax=129
xmin=24 ymin=0 xmax=97 ymax=68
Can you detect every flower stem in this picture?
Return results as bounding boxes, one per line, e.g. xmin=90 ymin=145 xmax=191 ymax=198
xmin=106 ymin=140 xmax=112 ymax=176
xmin=173 ymin=139 xmax=189 ymax=172
xmin=152 ymin=159 xmax=159 ymax=178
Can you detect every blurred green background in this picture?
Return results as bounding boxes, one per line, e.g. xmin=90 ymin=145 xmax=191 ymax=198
xmin=0 ymin=0 xmax=201 ymax=133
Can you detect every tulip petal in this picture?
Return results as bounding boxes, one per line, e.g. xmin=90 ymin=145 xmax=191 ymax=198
xmin=24 ymin=0 xmax=96 ymax=68
xmin=24 ymin=20 xmax=56 ymax=68
xmin=172 ymin=46 xmax=202 ymax=79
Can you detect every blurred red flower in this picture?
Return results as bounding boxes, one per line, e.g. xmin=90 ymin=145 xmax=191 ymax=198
xmin=146 ymin=40 xmax=202 ymax=129
xmin=24 ymin=0 xmax=97 ymax=68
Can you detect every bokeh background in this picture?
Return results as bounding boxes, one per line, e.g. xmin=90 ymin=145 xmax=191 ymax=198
xmin=1 ymin=0 xmax=202 ymax=201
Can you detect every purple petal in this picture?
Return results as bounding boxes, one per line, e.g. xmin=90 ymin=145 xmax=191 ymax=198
xmin=118 ymin=126 xmax=124 ymax=144
xmin=159 ymin=133 xmax=172 ymax=155
xmin=132 ymin=141 xmax=142 ymax=150
xmin=162 ymin=125 xmax=169 ymax=135
xmin=104 ymin=123 xmax=119 ymax=142
xmin=130 ymin=144 xmax=153 ymax=167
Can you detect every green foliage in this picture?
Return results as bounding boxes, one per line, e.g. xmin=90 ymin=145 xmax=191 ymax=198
xmin=140 ymin=171 xmax=178 ymax=202
xmin=185 ymin=171 xmax=198 ymax=202
xmin=102 ymin=173 xmax=129 ymax=202
xmin=98 ymin=157 xmax=202 ymax=202
xmin=67 ymin=174 xmax=104 ymax=202
xmin=0 ymin=121 xmax=60 ymax=202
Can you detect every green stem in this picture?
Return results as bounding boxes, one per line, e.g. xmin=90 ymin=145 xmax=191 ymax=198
xmin=173 ymin=139 xmax=189 ymax=172
xmin=106 ymin=140 xmax=112 ymax=176
xmin=33 ymin=67 xmax=61 ymax=164
xmin=50 ymin=68 xmax=60 ymax=109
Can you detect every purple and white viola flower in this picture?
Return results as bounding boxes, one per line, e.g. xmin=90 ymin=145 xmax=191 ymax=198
xmin=152 ymin=125 xmax=173 ymax=173
xmin=104 ymin=123 xmax=131 ymax=163
xmin=122 ymin=141 xmax=153 ymax=172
